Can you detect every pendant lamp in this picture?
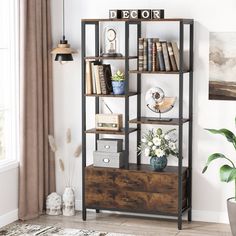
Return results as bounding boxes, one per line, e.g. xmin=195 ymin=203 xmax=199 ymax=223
xmin=51 ymin=0 xmax=75 ymax=64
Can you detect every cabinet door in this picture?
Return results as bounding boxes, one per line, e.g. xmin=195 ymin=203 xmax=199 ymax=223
xmin=113 ymin=171 xmax=181 ymax=193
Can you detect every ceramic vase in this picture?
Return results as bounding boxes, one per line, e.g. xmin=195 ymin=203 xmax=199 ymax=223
xmin=46 ymin=192 xmax=62 ymax=215
xmin=112 ymin=81 xmax=125 ymax=95
xmin=227 ymin=197 xmax=236 ymax=236
xmin=62 ymin=187 xmax=75 ymax=216
xmin=150 ymin=156 xmax=167 ymax=171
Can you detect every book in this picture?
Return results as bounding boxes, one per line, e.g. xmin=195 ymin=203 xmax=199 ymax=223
xmin=103 ymin=64 xmax=113 ymax=94
xmin=152 ymin=38 xmax=159 ymax=71
xmin=91 ymin=61 xmax=101 ymax=94
xmin=171 ymin=41 xmax=180 ymax=70
xmin=167 ymin=42 xmax=177 ymax=71
xmin=147 ymin=38 xmax=153 ymax=71
xmin=161 ymin=42 xmax=171 ymax=71
xmin=98 ymin=65 xmax=108 ymax=94
xmin=85 ymin=60 xmax=93 ymax=94
xmin=143 ymin=38 xmax=148 ymax=71
xmin=94 ymin=65 xmax=102 ymax=94
xmin=138 ymin=38 xmax=144 ymax=71
xmin=156 ymin=42 xmax=165 ymax=71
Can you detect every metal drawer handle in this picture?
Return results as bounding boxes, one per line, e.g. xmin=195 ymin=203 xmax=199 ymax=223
xmin=105 ymin=145 xmax=110 ymax=149
xmin=103 ymin=158 xmax=110 ymax=163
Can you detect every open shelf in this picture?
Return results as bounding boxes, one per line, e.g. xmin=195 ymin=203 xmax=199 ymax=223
xmin=129 ymin=70 xmax=190 ymax=74
xmin=85 ymin=128 xmax=138 ymax=135
xmin=85 ymin=92 xmax=138 ymax=97
xmin=129 ymin=117 xmax=190 ymax=125
xmin=84 ymin=56 xmax=138 ymax=60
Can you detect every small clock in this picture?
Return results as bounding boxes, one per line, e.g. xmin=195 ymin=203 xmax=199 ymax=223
xmin=101 ymin=27 xmax=123 ymax=57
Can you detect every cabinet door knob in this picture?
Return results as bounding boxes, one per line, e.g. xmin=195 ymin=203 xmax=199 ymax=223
xmin=103 ymin=158 xmax=110 ymax=163
xmin=105 ymin=145 xmax=110 ymax=149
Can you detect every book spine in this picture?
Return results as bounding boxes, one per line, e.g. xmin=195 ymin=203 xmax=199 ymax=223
xmin=161 ymin=42 xmax=171 ymax=71
xmin=156 ymin=42 xmax=165 ymax=71
xmin=91 ymin=63 xmax=97 ymax=94
xmin=98 ymin=65 xmax=108 ymax=94
xmin=143 ymin=38 xmax=148 ymax=71
xmin=138 ymin=38 xmax=144 ymax=71
xmin=153 ymin=38 xmax=159 ymax=71
xmin=85 ymin=60 xmax=93 ymax=94
xmin=167 ymin=42 xmax=177 ymax=71
xmin=94 ymin=65 xmax=101 ymax=94
xmin=147 ymin=38 xmax=153 ymax=71
xmin=171 ymin=41 xmax=180 ymax=70
xmin=103 ymin=64 xmax=113 ymax=94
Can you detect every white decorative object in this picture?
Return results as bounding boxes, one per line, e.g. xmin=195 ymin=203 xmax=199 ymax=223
xmin=46 ymin=192 xmax=62 ymax=215
xmin=62 ymin=187 xmax=75 ymax=216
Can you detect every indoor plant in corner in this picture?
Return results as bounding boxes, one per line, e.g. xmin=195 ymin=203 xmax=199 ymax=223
xmin=111 ymin=70 xmax=125 ymax=95
xmin=202 ymin=117 xmax=236 ymax=235
xmin=138 ymin=128 xmax=178 ymax=171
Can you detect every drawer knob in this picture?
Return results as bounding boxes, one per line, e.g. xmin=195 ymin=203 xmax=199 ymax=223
xmin=103 ymin=158 xmax=110 ymax=163
xmin=105 ymin=145 xmax=110 ymax=149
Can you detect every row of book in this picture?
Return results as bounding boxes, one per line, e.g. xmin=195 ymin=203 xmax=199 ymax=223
xmin=138 ymin=38 xmax=180 ymax=72
xmin=86 ymin=61 xmax=113 ymax=95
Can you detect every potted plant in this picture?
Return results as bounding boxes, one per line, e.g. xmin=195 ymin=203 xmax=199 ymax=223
xmin=138 ymin=128 xmax=178 ymax=171
xmin=111 ymin=70 xmax=125 ymax=95
xmin=202 ymin=117 xmax=236 ymax=235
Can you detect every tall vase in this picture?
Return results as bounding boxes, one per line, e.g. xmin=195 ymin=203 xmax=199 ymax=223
xmin=150 ymin=156 xmax=167 ymax=171
xmin=62 ymin=187 xmax=75 ymax=216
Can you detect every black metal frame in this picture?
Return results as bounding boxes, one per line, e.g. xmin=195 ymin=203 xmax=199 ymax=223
xmin=81 ymin=18 xmax=194 ymax=230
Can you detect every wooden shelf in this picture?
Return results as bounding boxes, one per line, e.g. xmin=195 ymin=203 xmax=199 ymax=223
xmin=85 ymin=92 xmax=138 ymax=97
xmin=82 ymin=18 xmax=193 ymax=24
xmin=84 ymin=56 xmax=138 ymax=60
xmin=129 ymin=117 xmax=190 ymax=125
xmin=129 ymin=70 xmax=190 ymax=74
xmin=86 ymin=163 xmax=188 ymax=174
xmin=85 ymin=128 xmax=138 ymax=135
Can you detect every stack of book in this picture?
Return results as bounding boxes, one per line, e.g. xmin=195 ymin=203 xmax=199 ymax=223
xmin=86 ymin=61 xmax=113 ymax=95
xmin=138 ymin=38 xmax=180 ymax=72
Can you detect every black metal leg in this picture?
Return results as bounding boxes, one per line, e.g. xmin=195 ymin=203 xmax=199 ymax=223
xmin=82 ymin=208 xmax=87 ymax=221
xmin=96 ymin=209 xmax=100 ymax=213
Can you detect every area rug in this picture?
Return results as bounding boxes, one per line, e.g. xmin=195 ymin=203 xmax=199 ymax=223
xmin=0 ymin=223 xmax=135 ymax=236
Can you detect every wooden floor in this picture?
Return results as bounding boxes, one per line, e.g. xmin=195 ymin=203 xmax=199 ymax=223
xmin=25 ymin=211 xmax=232 ymax=236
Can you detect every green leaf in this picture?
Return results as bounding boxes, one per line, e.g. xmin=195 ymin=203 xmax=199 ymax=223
xmin=205 ymin=128 xmax=236 ymax=150
xmin=202 ymin=153 xmax=229 ymax=173
xmin=220 ymin=165 xmax=236 ymax=182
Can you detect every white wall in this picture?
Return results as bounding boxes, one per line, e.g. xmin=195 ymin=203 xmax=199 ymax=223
xmin=0 ymin=167 xmax=18 ymax=227
xmin=51 ymin=0 xmax=236 ymax=223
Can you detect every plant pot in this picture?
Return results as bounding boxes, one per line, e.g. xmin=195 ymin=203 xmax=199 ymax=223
xmin=112 ymin=81 xmax=125 ymax=95
xmin=227 ymin=197 xmax=236 ymax=236
xmin=62 ymin=187 xmax=75 ymax=216
xmin=150 ymin=156 xmax=167 ymax=171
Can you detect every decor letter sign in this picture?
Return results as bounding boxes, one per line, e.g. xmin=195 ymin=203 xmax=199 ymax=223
xmin=109 ymin=9 xmax=164 ymax=20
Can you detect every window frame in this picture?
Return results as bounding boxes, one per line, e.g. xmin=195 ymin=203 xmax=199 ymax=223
xmin=0 ymin=0 xmax=19 ymax=172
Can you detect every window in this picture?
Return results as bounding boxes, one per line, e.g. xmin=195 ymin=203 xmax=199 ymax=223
xmin=0 ymin=0 xmax=19 ymax=169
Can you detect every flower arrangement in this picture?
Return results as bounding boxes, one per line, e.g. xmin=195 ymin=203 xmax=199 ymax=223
xmin=138 ymin=128 xmax=178 ymax=158
xmin=48 ymin=128 xmax=81 ymax=187
xmin=111 ymin=70 xmax=125 ymax=81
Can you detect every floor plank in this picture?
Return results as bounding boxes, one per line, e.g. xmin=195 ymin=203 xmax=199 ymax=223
xmin=23 ymin=211 xmax=232 ymax=236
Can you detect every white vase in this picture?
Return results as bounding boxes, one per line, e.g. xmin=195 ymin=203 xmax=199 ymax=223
xmin=46 ymin=192 xmax=62 ymax=216
xmin=62 ymin=187 xmax=75 ymax=216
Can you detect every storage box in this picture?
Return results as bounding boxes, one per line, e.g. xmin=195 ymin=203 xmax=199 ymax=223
xmin=93 ymin=151 xmax=125 ymax=168
xmin=97 ymin=138 xmax=123 ymax=153
xmin=95 ymin=114 xmax=123 ymax=131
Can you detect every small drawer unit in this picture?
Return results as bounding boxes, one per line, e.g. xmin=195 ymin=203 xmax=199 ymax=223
xmin=97 ymin=138 xmax=123 ymax=153
xmin=93 ymin=151 xmax=125 ymax=168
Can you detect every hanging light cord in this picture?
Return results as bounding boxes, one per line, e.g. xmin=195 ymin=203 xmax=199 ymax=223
xmin=62 ymin=0 xmax=65 ymax=41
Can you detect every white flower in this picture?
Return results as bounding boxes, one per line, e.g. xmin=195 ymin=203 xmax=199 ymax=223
xmin=153 ymin=137 xmax=161 ymax=146
xmin=155 ymin=149 xmax=165 ymax=157
xmin=169 ymin=142 xmax=176 ymax=150
xmin=148 ymin=142 xmax=153 ymax=146
xmin=141 ymin=138 xmax=147 ymax=143
xmin=152 ymin=145 xmax=157 ymax=150
xmin=164 ymin=135 xmax=170 ymax=141
xmin=144 ymin=148 xmax=150 ymax=157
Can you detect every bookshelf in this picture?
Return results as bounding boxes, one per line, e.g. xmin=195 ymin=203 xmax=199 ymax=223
xmin=81 ymin=18 xmax=194 ymax=230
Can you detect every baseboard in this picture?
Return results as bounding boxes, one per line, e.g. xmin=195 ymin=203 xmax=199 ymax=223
xmin=75 ymin=198 xmax=229 ymax=224
xmin=0 ymin=209 xmax=18 ymax=228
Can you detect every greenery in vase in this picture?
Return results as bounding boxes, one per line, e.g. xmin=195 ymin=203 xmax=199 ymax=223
xmin=202 ymin=117 xmax=236 ymax=201
xmin=111 ymin=70 xmax=125 ymax=81
xmin=138 ymin=128 xmax=178 ymax=158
